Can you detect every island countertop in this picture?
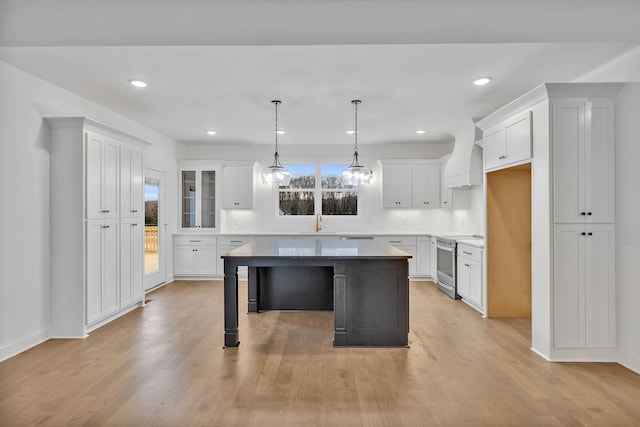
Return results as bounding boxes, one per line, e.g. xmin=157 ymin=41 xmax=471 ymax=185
xmin=221 ymin=238 xmax=413 ymax=260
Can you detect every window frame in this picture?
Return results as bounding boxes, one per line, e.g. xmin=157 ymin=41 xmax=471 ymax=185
xmin=274 ymin=163 xmax=362 ymax=218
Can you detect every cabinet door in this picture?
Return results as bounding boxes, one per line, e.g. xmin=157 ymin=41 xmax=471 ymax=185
xmin=416 ymin=237 xmax=430 ymax=276
xmin=120 ymin=218 xmax=144 ymax=307
xmin=180 ymin=170 xmax=198 ymax=229
xmin=121 ymin=146 xmax=144 ymax=218
xmin=395 ymin=245 xmax=416 ymax=276
xmin=456 ymin=257 xmax=470 ymax=299
xmin=412 ymin=166 xmax=440 ymax=208
xmin=174 ymin=246 xmax=196 ymax=275
xmin=553 ymin=100 xmax=585 ymax=223
xmin=553 ymin=224 xmax=586 ymax=348
xmin=222 ymin=168 xmax=236 ymax=209
xmin=383 ymin=166 xmax=412 ymax=208
xmin=102 ymin=219 xmax=119 ymax=317
xmin=86 ymin=220 xmax=104 ymax=323
xmin=430 ymin=237 xmax=438 ymax=279
xmin=467 ymin=258 xmax=483 ymax=308
xmin=585 ymin=100 xmax=615 ymax=224
xmin=504 ymin=110 xmax=532 ymax=165
xmin=223 ymin=167 xmax=253 ymax=209
xmin=200 ymin=170 xmax=217 ymax=228
xmin=102 ymin=140 xmax=120 ymax=219
xmin=194 ymin=246 xmax=217 ymax=275
xmin=483 ymin=127 xmax=504 ymax=170
xmin=585 ymin=225 xmax=615 ymax=348
xmin=86 ymin=133 xmax=104 ymax=220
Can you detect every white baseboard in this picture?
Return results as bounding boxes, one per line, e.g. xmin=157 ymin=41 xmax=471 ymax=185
xmin=530 ymin=347 xmax=551 ymax=361
xmin=617 ymin=350 xmax=640 ymax=375
xmin=0 ymin=327 xmax=51 ymax=363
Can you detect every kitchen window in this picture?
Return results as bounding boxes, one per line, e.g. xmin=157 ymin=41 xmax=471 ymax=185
xmin=278 ymin=164 xmax=358 ymax=216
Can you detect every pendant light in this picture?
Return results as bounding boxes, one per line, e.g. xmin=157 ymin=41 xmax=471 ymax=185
xmin=342 ymin=99 xmax=372 ymax=186
xmin=262 ymin=100 xmax=292 ymax=186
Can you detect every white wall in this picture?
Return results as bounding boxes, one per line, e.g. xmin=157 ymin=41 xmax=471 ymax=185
xmin=180 ymin=141 xmax=485 ymax=236
xmin=0 ymin=60 xmax=179 ymax=361
xmin=575 ymin=46 xmax=640 ymax=373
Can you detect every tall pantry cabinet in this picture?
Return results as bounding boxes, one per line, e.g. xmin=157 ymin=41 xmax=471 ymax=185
xmin=47 ymin=118 xmax=148 ymax=338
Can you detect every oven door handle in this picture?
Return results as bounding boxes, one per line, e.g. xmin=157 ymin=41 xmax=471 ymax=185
xmin=437 ymin=245 xmax=454 ymax=252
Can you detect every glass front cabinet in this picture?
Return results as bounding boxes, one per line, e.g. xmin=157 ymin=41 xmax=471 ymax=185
xmin=179 ymin=164 xmax=220 ymax=231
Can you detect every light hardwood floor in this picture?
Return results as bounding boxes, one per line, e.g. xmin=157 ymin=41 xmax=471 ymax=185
xmin=2 ymin=280 xmax=640 ymax=426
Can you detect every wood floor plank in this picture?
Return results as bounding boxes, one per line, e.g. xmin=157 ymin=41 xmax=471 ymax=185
xmin=1 ymin=280 xmax=640 ymax=426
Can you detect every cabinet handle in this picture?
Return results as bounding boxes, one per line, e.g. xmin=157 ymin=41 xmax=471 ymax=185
xmin=389 ymin=240 xmax=402 ymax=243
xmin=102 ymin=210 xmax=110 ymax=213
xmin=463 ymin=251 xmax=473 ymax=255
xmin=131 ymin=210 xmax=138 ymax=213
xmin=230 ymin=240 xmax=242 ymax=243
xmin=189 ymin=240 xmax=201 ymax=242
xmin=102 ymin=225 xmax=110 ymax=229
xmin=131 ymin=223 xmax=138 ymax=226
xmin=443 ymin=201 xmax=448 ymax=204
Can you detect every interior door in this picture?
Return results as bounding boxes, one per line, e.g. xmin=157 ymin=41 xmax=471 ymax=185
xmin=144 ymin=168 xmax=167 ymax=290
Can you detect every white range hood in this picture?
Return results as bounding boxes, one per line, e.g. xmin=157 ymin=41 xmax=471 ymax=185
xmin=443 ymin=120 xmax=483 ymax=189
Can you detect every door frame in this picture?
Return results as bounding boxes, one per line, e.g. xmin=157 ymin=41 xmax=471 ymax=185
xmin=144 ymin=168 xmax=167 ymax=291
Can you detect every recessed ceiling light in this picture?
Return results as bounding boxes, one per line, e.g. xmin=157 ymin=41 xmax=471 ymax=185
xmin=206 ymin=130 xmax=216 ymax=135
xmin=416 ymin=130 xmax=426 ymax=134
xmin=276 ymin=130 xmax=286 ymax=135
xmin=129 ymin=79 xmax=148 ymax=88
xmin=473 ymin=77 xmax=492 ymax=86
xmin=346 ymin=130 xmax=355 ymax=134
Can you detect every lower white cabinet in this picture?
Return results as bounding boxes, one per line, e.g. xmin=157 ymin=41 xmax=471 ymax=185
xmin=416 ymin=237 xmax=431 ymax=277
xmin=120 ymin=218 xmax=144 ymax=308
xmin=217 ymin=236 xmax=255 ymax=277
xmin=375 ymin=236 xmax=417 ymax=276
xmin=86 ymin=219 xmax=120 ymax=324
xmin=430 ymin=236 xmax=438 ymax=279
xmin=553 ymin=224 xmax=615 ymax=349
xmin=456 ymin=243 xmax=483 ymax=313
xmin=173 ymin=236 xmax=218 ymax=276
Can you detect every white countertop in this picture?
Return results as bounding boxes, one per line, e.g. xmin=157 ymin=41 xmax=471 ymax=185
xmin=456 ymin=239 xmax=485 ymax=248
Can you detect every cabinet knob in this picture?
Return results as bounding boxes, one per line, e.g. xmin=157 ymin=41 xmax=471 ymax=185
xmin=131 ymin=223 xmax=138 ymax=227
xmin=581 ymin=212 xmax=586 ymax=216
xmin=102 ymin=210 xmax=110 ymax=213
xmin=581 ymin=232 xmax=586 ymax=236
xmin=588 ymin=232 xmax=593 ymax=236
xmin=587 ymin=212 xmax=592 ymax=216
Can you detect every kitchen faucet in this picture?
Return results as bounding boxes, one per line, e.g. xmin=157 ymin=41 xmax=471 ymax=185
xmin=316 ymin=213 xmax=323 ymax=232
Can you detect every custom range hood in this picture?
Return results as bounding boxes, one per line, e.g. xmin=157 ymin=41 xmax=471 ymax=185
xmin=443 ymin=120 xmax=483 ymax=189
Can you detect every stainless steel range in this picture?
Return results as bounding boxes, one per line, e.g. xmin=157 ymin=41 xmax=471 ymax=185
xmin=436 ymin=235 xmax=482 ymax=299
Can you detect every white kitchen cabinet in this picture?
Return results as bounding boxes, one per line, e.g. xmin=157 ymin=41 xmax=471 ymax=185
xmin=411 ymin=165 xmax=441 ymax=208
xmin=430 ymin=236 xmax=438 ymax=279
xmin=553 ymin=224 xmax=615 ymax=349
xmin=173 ymin=235 xmax=218 ymax=276
xmin=180 ymin=165 xmax=219 ymax=230
xmin=483 ymin=110 xmax=532 ymax=171
xmin=86 ymin=131 xmax=119 ymax=220
xmin=120 ymin=217 xmax=144 ymax=308
xmin=86 ymin=218 xmax=119 ymax=325
xmin=217 ymin=236 xmax=255 ymax=278
xmin=456 ymin=244 xmax=483 ymax=313
xmin=553 ymin=99 xmax=615 ymax=224
xmin=47 ymin=118 xmax=148 ymax=338
xmin=416 ymin=236 xmax=431 ymax=277
xmin=382 ymin=166 xmax=413 ymax=208
xmin=440 ymin=166 xmax=470 ymax=209
xmin=375 ymin=236 xmax=417 ymax=276
xmin=120 ymin=144 xmax=144 ymax=218
xmin=223 ymin=166 xmax=253 ymax=209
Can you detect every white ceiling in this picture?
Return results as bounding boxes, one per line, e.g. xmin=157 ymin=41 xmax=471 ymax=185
xmin=1 ymin=0 xmax=639 ymax=146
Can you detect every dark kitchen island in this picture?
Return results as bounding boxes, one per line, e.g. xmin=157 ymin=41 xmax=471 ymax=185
xmin=221 ymin=238 xmax=411 ymax=348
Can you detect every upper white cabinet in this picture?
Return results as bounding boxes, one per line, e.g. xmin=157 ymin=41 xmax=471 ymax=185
xmin=411 ymin=165 xmax=441 ymax=208
xmin=179 ymin=163 xmax=221 ymax=230
xmin=439 ymin=166 xmax=470 ymax=209
xmin=223 ymin=166 xmax=253 ymax=209
xmin=382 ymin=165 xmax=413 ymax=208
xmin=553 ymin=99 xmax=615 ymax=224
xmin=120 ymin=144 xmax=144 ymax=218
xmin=381 ymin=161 xmax=442 ymax=209
xmin=86 ymin=131 xmax=119 ymax=220
xmin=483 ymin=110 xmax=532 ymax=171
xmin=46 ymin=117 xmax=148 ymax=338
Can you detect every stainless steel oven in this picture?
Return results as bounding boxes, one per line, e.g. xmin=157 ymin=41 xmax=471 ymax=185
xmin=436 ymin=237 xmax=458 ymax=298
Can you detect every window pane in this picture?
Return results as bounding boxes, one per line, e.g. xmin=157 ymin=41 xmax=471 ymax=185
xmin=279 ymin=191 xmax=315 ymax=215
xmin=321 ymin=164 xmax=350 ymax=189
xmin=280 ymin=164 xmax=315 ymax=189
xmin=144 ymin=181 xmax=159 ymax=274
xmin=322 ymin=191 xmax=358 ymax=215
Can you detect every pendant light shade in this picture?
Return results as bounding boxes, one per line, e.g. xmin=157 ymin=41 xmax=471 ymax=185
xmin=262 ymin=100 xmax=292 ymax=186
xmin=342 ymin=100 xmax=372 ymax=186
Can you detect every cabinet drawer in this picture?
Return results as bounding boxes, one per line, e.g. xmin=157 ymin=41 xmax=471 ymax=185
xmin=457 ymin=244 xmax=482 ymax=262
xmin=174 ymin=235 xmax=217 ymax=246
xmin=218 ymin=236 xmax=254 ymax=246
xmin=375 ymin=236 xmax=417 ymax=246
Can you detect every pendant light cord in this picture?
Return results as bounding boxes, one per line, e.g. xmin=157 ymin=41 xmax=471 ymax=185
xmin=352 ymin=99 xmax=362 ymax=167
xmin=272 ymin=100 xmax=281 ymax=167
